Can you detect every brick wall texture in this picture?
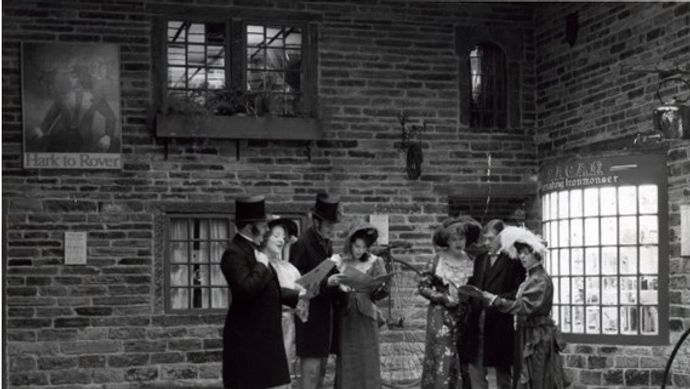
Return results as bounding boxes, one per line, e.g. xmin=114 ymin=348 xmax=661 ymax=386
xmin=2 ymin=1 xmax=688 ymax=388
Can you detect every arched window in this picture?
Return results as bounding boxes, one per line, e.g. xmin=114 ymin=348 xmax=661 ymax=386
xmin=469 ymin=43 xmax=507 ymax=128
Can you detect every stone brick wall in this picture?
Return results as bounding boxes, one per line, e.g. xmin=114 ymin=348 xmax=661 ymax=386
xmin=2 ymin=1 xmax=537 ymax=387
xmin=535 ymin=3 xmax=690 ymax=388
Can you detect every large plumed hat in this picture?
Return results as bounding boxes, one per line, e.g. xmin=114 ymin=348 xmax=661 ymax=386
xmin=268 ymin=216 xmax=299 ymax=237
xmin=499 ymin=226 xmax=547 ymax=260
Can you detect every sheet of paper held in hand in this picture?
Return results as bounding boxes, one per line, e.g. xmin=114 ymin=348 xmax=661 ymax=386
xmin=295 ymin=259 xmax=336 ymax=299
xmin=457 ymin=284 xmax=485 ymax=299
xmin=340 ymin=265 xmax=396 ymax=292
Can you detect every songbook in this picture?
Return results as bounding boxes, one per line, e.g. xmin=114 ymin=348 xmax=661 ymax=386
xmin=340 ymin=265 xmax=395 ymax=292
xmin=295 ymin=260 xmax=336 ymax=299
xmin=457 ymin=284 xmax=485 ymax=299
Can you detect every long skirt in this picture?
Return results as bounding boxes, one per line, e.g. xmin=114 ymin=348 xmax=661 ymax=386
xmin=420 ymin=304 xmax=462 ymax=389
xmin=334 ymin=310 xmax=382 ymax=389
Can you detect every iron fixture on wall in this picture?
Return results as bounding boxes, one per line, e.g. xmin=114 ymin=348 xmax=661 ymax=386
xmin=396 ymin=111 xmax=426 ymax=180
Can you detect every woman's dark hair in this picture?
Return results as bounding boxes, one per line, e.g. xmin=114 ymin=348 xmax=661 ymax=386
xmin=433 ymin=218 xmax=481 ymax=248
xmin=483 ymin=219 xmax=505 ymax=235
xmin=513 ymin=241 xmax=543 ymax=262
xmin=349 ymin=228 xmax=377 ymax=261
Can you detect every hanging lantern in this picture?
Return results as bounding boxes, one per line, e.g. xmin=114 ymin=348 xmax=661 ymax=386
xmin=653 ymin=77 xmax=690 ymax=140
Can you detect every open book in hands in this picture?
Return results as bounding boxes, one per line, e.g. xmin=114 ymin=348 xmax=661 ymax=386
xmin=456 ymin=284 xmax=485 ymax=299
xmin=339 ymin=265 xmax=395 ymax=292
xmin=295 ymin=259 xmax=336 ymax=299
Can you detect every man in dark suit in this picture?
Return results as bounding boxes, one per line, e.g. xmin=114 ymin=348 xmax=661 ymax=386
xmin=290 ymin=193 xmax=341 ymax=389
xmin=221 ymin=196 xmax=305 ymax=389
xmin=459 ymin=219 xmax=526 ymax=389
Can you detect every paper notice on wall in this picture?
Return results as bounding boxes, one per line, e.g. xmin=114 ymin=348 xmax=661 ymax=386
xmin=64 ymin=231 xmax=87 ymax=265
xmin=369 ymin=214 xmax=389 ymax=245
xmin=682 ymin=204 xmax=690 ymax=256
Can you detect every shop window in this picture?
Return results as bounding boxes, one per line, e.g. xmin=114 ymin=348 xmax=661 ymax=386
xmin=469 ymin=43 xmax=507 ymax=128
xmin=540 ymin=154 xmax=669 ymax=345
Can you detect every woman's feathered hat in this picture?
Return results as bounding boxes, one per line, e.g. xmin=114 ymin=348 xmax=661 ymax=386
xmin=499 ymin=226 xmax=548 ymax=259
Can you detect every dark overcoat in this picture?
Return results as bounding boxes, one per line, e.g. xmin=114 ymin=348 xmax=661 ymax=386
xmin=459 ymin=251 xmax=525 ymax=367
xmin=221 ymin=234 xmax=299 ymax=389
xmin=290 ymin=226 xmax=335 ymax=357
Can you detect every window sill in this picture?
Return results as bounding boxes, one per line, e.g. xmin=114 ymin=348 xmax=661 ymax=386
xmin=156 ymin=113 xmax=323 ymax=140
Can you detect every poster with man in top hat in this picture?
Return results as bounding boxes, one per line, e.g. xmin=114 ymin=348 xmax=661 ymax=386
xmin=22 ymin=42 xmax=121 ymax=169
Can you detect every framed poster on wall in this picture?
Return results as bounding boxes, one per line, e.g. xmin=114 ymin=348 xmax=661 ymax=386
xmin=22 ymin=43 xmax=121 ymax=169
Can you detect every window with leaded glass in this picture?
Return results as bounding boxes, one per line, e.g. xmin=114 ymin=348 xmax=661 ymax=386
xmin=469 ymin=43 xmax=507 ymax=129
xmin=166 ymin=215 xmax=234 ymax=311
xmin=540 ymin=154 xmax=668 ymax=345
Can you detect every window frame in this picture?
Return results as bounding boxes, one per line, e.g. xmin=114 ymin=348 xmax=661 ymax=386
xmin=151 ymin=6 xmax=320 ymax=120
xmin=539 ymin=153 xmax=670 ymax=345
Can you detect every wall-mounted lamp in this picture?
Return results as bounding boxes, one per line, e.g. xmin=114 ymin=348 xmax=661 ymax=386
xmin=396 ymin=111 xmax=426 ymax=179
xmin=622 ymin=65 xmax=690 ymax=143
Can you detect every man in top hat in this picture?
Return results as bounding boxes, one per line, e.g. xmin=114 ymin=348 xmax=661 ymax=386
xmin=290 ymin=193 xmax=342 ymax=389
xmin=221 ymin=195 xmax=305 ymax=389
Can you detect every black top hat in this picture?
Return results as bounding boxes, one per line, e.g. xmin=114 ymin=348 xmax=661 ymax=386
xmin=312 ymin=193 xmax=340 ymax=222
xmin=268 ymin=217 xmax=299 ymax=237
xmin=235 ymin=195 xmax=268 ymax=223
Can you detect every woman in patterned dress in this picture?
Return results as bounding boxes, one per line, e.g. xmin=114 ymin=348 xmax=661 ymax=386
xmin=419 ymin=216 xmax=481 ymax=389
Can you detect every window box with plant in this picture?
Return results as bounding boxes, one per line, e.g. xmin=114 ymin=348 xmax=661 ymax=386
xmin=152 ymin=10 xmax=322 ymax=141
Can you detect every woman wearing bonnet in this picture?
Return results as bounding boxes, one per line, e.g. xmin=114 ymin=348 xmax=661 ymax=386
xmin=419 ymin=216 xmax=481 ymax=389
xmin=256 ymin=217 xmax=309 ymax=388
xmin=478 ymin=226 xmax=569 ymax=389
xmin=332 ymin=222 xmax=390 ymax=389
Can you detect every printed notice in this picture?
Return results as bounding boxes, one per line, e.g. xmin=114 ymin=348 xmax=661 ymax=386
xmin=682 ymin=205 xmax=690 ymax=256
xmin=64 ymin=231 xmax=87 ymax=265
xmin=369 ymin=214 xmax=389 ymax=245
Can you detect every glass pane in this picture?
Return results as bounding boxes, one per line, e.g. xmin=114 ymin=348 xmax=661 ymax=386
xmin=266 ymin=27 xmax=284 ymax=45
xmin=542 ymin=196 xmax=550 ymax=221
xmin=190 ymin=287 xmax=209 ymax=309
xmin=207 ymin=46 xmax=225 ymax=67
xmin=638 ymin=185 xmax=658 ymax=214
xmin=552 ymin=308 xmax=560 ymax=327
xmin=584 ymin=188 xmax=598 ymax=216
xmin=553 ymin=276 xmax=560 ymax=303
xmin=572 ymin=277 xmax=584 ymax=304
xmin=620 ymin=277 xmax=638 ymax=304
xmin=559 ymin=249 xmax=570 ymax=276
xmin=168 ymin=66 xmax=186 ymax=88
xmin=188 ymin=44 xmax=205 ymax=66
xmin=170 ymin=265 xmax=189 ymax=286
xmin=618 ymin=186 xmax=637 ymax=215
xmin=602 ymin=277 xmax=618 ymax=305
xmin=601 ymin=247 xmax=616 ymax=275
xmin=171 ymin=242 xmax=189 ymax=263
xmin=586 ymin=306 xmax=600 ymax=334
xmin=561 ymin=306 xmax=571 ymax=333
xmin=640 ymin=276 xmax=658 ymax=305
xmin=600 ymin=187 xmax=617 ymax=216
xmin=266 ymin=48 xmax=285 ymax=70
xmin=171 ymin=288 xmax=189 ymax=310
xmin=192 ymin=265 xmax=209 ymax=286
xmin=207 ymin=68 xmax=225 ymax=89
xmin=188 ymin=69 xmax=206 ymax=88
xmin=584 ymin=218 xmax=599 ymax=246
xmin=603 ymin=307 xmax=618 ymax=334
xmin=284 ymin=71 xmax=301 ymax=93
xmin=188 ymin=23 xmax=205 ymax=43
xmin=560 ymin=277 xmax=570 ymax=304
xmin=619 ymin=247 xmax=637 ymax=275
xmin=205 ymin=23 xmax=225 ymax=44
xmin=247 ymin=25 xmax=263 ymax=34
xmin=640 ymin=306 xmax=658 ymax=335
xmin=586 ymin=247 xmax=600 ymax=275
xmin=285 ymin=28 xmax=301 ymax=47
xmin=211 ymin=288 xmax=229 ymax=308
xmin=570 ymin=189 xmax=583 ymax=217
xmin=544 ymin=222 xmax=551 ymax=248
xmin=572 ymin=306 xmax=585 ymax=333
xmin=620 ymin=306 xmax=638 ymax=334
xmin=550 ymin=192 xmax=559 ymax=220
xmin=619 ymin=216 xmax=637 ymax=245
xmin=601 ymin=217 xmax=617 ymax=245
xmin=168 ymin=21 xmax=185 ymax=42
xmin=571 ymin=248 xmax=584 ymax=275
xmin=248 ymin=48 xmax=266 ymax=70
xmin=640 ymin=246 xmax=658 ymax=274
xmin=168 ymin=44 xmax=186 ymax=66
xmin=558 ymin=191 xmax=569 ymax=219
xmin=551 ymin=221 xmax=559 ymax=248
xmin=585 ymin=277 xmax=599 ymax=304
xmin=570 ymin=218 xmax=583 ymax=246
xmin=639 ymin=216 xmax=658 ymax=244
xmin=211 ymin=267 xmax=226 ymax=286
xmin=247 ymin=32 xmax=264 ymax=47
xmin=550 ymin=250 xmax=559 ymax=276
xmin=559 ymin=220 xmax=569 ymax=247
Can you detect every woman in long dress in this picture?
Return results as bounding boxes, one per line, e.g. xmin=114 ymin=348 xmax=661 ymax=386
xmin=479 ymin=226 xmax=569 ymax=389
xmin=419 ymin=216 xmax=481 ymax=389
xmin=333 ymin=222 xmax=390 ymax=389
xmin=258 ymin=217 xmax=308 ymax=388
